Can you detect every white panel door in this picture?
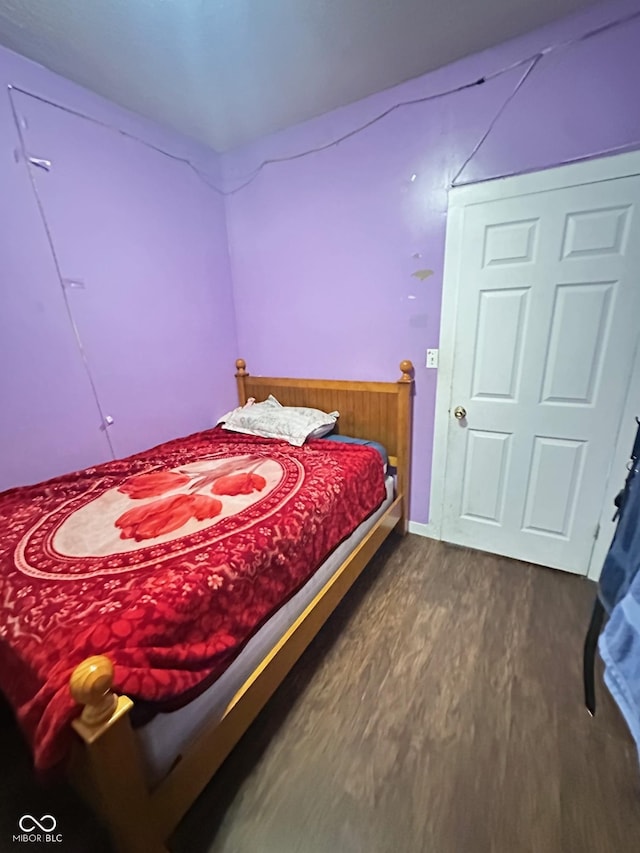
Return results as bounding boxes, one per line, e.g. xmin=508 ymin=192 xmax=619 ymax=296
xmin=441 ymin=174 xmax=640 ymax=573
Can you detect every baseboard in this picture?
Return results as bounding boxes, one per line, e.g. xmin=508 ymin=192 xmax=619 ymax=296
xmin=407 ymin=521 xmax=440 ymax=539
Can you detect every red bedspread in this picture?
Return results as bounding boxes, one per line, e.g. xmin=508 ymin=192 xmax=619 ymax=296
xmin=0 ymin=428 xmax=386 ymax=769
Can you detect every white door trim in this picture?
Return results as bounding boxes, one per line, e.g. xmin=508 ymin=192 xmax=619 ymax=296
xmin=449 ymin=150 xmax=640 ymax=208
xmin=408 ymin=520 xmax=439 ymax=539
xmin=587 ymin=332 xmax=640 ymax=580
xmin=430 ymin=149 xmax=640 ymax=563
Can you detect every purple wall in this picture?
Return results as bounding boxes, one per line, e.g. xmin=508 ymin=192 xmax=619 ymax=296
xmin=0 ymin=45 xmax=238 ymax=491
xmin=3 ymin=0 xmax=640 ymax=516
xmin=221 ymin=0 xmax=640 ymax=525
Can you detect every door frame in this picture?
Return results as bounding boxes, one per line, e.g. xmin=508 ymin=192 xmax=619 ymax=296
xmin=429 ymin=149 xmax=640 ymax=578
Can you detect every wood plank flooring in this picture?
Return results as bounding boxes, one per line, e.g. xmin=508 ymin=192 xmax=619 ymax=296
xmin=2 ymin=534 xmax=640 ymax=852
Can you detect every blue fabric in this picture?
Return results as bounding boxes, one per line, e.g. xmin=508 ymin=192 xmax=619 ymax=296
xmin=598 ymin=462 xmax=640 ymax=761
xmin=600 ymin=594 xmax=640 ymax=761
xmin=599 ymin=463 xmax=640 ymax=614
xmin=320 ymin=434 xmax=389 ymax=468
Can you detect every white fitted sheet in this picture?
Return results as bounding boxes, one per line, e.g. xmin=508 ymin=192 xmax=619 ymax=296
xmin=137 ymin=475 xmax=395 ymax=784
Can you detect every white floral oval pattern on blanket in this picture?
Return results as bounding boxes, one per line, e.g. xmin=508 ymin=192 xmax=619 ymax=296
xmin=15 ymin=455 xmax=302 ymax=580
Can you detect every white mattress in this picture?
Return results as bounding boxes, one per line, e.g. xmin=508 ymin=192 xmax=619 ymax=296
xmin=137 ymin=475 xmax=395 ymax=784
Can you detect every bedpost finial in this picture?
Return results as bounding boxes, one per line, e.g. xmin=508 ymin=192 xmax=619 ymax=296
xmin=70 ymin=655 xmax=118 ymax=727
xmin=235 ymin=358 xmax=247 ymax=376
xmin=399 ymin=360 xmax=414 ymax=382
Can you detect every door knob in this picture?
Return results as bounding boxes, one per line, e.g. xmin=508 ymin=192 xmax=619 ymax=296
xmin=454 ymin=406 xmax=467 ymax=420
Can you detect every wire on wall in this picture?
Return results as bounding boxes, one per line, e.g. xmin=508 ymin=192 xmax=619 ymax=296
xmin=7 ymin=6 xmax=640 ymax=197
xmin=8 ymin=90 xmax=117 ymax=459
xmin=450 ymin=54 xmax=542 ymax=187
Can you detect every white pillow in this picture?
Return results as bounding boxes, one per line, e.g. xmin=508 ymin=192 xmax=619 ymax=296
xmin=307 ymin=422 xmax=336 ymax=440
xmin=218 ymin=395 xmax=339 ymax=447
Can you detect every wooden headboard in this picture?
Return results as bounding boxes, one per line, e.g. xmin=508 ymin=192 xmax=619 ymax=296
xmin=234 ymin=359 xmax=414 ymax=526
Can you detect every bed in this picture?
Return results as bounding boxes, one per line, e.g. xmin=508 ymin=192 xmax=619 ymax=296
xmin=1 ymin=358 xmax=413 ymax=853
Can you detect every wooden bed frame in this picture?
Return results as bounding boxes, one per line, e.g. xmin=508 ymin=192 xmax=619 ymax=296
xmin=67 ymin=359 xmax=414 ymax=853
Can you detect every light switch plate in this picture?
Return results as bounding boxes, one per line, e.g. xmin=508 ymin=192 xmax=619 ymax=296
xmin=426 ymin=348 xmax=439 ymax=368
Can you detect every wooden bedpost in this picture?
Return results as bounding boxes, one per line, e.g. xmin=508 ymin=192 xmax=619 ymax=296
xmin=397 ymin=360 xmax=414 ymax=534
xmin=235 ymin=358 xmax=248 ymax=405
xmin=69 ymin=656 xmax=167 ymax=853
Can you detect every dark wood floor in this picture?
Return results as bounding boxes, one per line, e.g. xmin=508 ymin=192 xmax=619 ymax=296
xmin=2 ymin=535 xmax=640 ymax=852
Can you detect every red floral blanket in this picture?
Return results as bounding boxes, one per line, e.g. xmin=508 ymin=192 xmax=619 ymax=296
xmin=0 ymin=428 xmax=386 ymax=769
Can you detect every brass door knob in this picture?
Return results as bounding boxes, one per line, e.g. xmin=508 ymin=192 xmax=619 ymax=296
xmin=454 ymin=406 xmax=467 ymax=420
